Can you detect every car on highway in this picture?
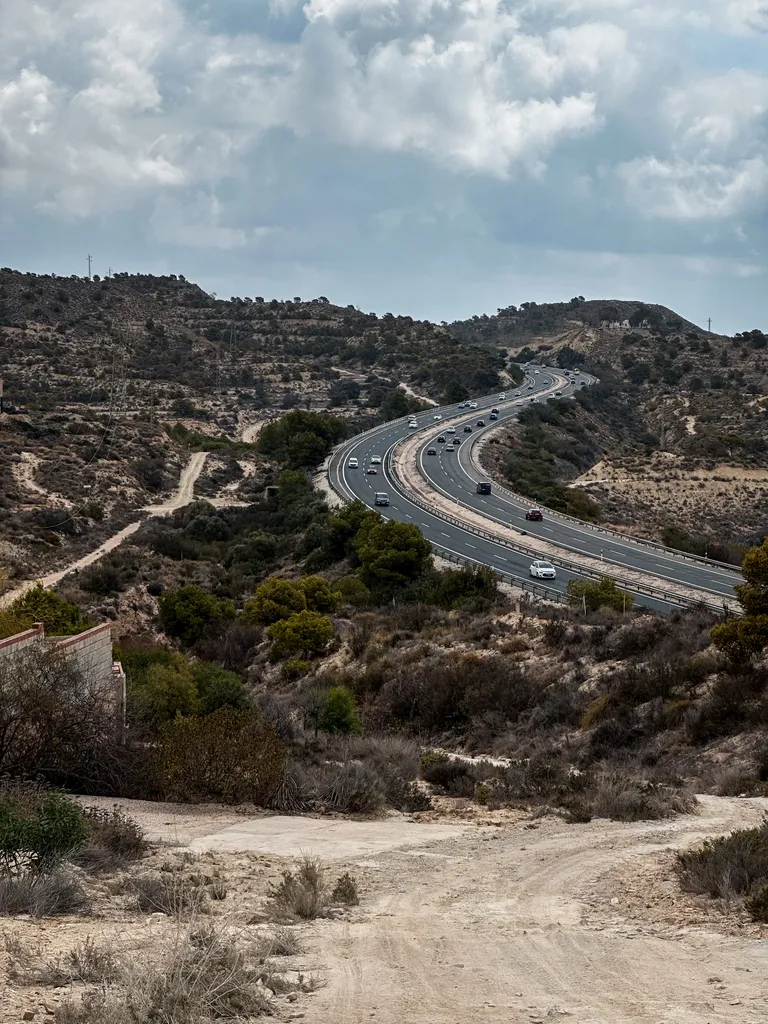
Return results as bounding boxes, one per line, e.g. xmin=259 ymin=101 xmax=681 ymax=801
xmin=374 ymin=492 xmax=390 ymax=506
xmin=445 ymin=445 xmax=455 ymax=452
xmin=427 ymin=447 xmax=437 ymax=455
xmin=408 ymin=420 xmax=418 ymax=428
xmin=530 ymin=560 xmax=556 ymax=579
xmin=489 ymin=412 xmax=498 ymax=420
xmin=371 ymin=456 xmax=382 ymax=464
xmin=469 ymin=402 xmax=478 ymax=409
xmin=453 ymin=436 xmax=462 ymax=445
xmin=447 ymin=427 xmax=456 ymax=434
xmin=528 ymin=384 xmax=534 ymax=390
xmin=574 ymin=369 xmax=580 ymax=374
xmin=433 ymin=414 xmax=442 ymax=420
xmin=525 ymin=508 xmax=543 ymax=521
xmin=476 ymin=482 xmax=492 ymax=495
xmin=348 ymin=458 xmax=358 ymax=468
xmin=463 ymin=425 xmax=473 ymax=433
xmin=555 ymin=390 xmax=562 ymax=396
xmin=498 ymin=393 xmax=506 ymax=399
xmin=491 ymin=407 xmax=499 ymax=414
xmin=476 ymin=419 xmax=485 ymax=427
xmin=457 ymin=402 xmax=468 ymax=409
xmin=437 ymin=435 xmax=446 ymax=443
xmin=367 ymin=467 xmax=378 ymax=475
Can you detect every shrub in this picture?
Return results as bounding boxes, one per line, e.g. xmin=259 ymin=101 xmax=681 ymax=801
xmin=128 ymin=873 xmax=205 ymax=916
xmin=5 ymin=935 xmax=118 ymax=985
xmin=130 ymin=660 xmax=199 ymax=731
xmin=318 ymin=686 xmax=361 ymax=735
xmin=192 ymin=662 xmax=251 ymax=715
xmin=332 ymin=576 xmax=371 ymax=607
xmin=317 ymin=761 xmax=385 ymax=815
xmin=243 ymin=576 xmax=307 ymax=625
xmin=158 ymin=585 xmax=235 ymax=647
xmin=9 ymin=584 xmax=92 ymax=636
xmin=74 ymin=807 xmax=148 ymax=873
xmin=268 ymin=610 xmax=334 ymax=660
xmin=0 ymin=869 xmax=91 ymax=917
xmin=567 ymin=577 xmax=634 ymax=613
xmin=0 ymin=791 xmax=89 ymax=874
xmin=675 ymin=819 xmax=768 ymax=901
xmin=586 ymin=772 xmax=696 ymax=822
xmin=421 ymin=756 xmax=472 ymax=794
xmin=745 ymin=885 xmax=768 ymax=922
xmin=331 ymin=872 xmax=360 ymax=906
xmin=152 ymin=707 xmax=287 ymax=804
xmin=268 ymin=856 xmax=330 ymax=921
xmin=299 ymin=575 xmax=339 ymax=612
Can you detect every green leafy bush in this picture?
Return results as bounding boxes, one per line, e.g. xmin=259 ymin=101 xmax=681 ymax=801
xmin=158 ymin=585 xmax=235 ymax=647
xmin=243 ymin=577 xmax=307 ymax=625
xmin=268 ymin=611 xmax=334 ymax=660
xmin=318 ymin=686 xmax=361 ymax=735
xmin=0 ymin=791 xmax=89 ymax=874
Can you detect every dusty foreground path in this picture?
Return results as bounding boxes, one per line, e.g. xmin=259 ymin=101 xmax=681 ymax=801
xmin=306 ymin=796 xmax=768 ymax=1024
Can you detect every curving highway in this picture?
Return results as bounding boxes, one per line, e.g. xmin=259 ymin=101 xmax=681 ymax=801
xmin=327 ymin=366 xmax=742 ymax=612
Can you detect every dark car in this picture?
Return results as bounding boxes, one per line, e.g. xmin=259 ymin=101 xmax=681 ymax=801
xmin=427 ymin=447 xmax=437 ymax=455
xmin=437 ymin=435 xmax=446 ymax=443
xmin=525 ymin=508 xmax=543 ymax=521
xmin=476 ymin=419 xmax=485 ymax=427
xmin=367 ymin=467 xmax=378 ymax=475
xmin=489 ymin=412 xmax=498 ymax=420
xmin=453 ymin=436 xmax=462 ymax=445
xmin=476 ymin=482 xmax=492 ymax=495
xmin=374 ymin=492 xmax=390 ymax=506
xmin=491 ymin=407 xmax=499 ymax=414
xmin=463 ymin=425 xmax=473 ymax=433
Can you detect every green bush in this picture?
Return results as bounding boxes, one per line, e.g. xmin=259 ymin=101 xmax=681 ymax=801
xmin=268 ymin=610 xmax=334 ymax=660
xmin=243 ymin=577 xmax=307 ymax=626
xmin=8 ymin=584 xmax=92 ymax=637
xmin=354 ymin=520 xmax=433 ymax=591
xmin=158 ymin=585 xmax=235 ymax=647
xmin=318 ymin=686 xmax=361 ymax=735
xmin=332 ymin=576 xmax=371 ymax=607
xmin=192 ymin=663 xmax=251 ymax=714
xmin=299 ymin=575 xmax=339 ymax=613
xmin=0 ymin=791 xmax=89 ymax=875
xmin=258 ymin=410 xmax=347 ymax=468
xmin=567 ymin=576 xmax=634 ymax=614
xmin=130 ymin=660 xmax=199 ymax=731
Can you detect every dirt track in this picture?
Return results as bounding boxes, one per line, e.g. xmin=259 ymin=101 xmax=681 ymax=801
xmin=305 ymin=796 xmax=768 ymax=1024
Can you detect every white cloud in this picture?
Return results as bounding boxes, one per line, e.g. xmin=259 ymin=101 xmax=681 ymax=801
xmin=618 ymin=156 xmax=768 ymax=220
xmin=150 ymin=193 xmax=274 ymax=248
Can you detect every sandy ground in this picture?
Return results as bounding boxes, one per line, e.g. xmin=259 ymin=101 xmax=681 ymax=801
xmin=12 ymin=452 xmax=73 ymax=508
xmin=303 ymin=795 xmax=768 ymax=1024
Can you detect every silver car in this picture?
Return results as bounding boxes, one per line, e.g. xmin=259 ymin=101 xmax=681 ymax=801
xmin=530 ymin=560 xmax=556 ymax=579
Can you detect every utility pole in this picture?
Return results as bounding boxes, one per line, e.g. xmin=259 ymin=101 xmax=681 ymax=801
xmin=87 ymin=254 xmax=92 ymax=279
xmin=707 ymin=318 xmax=712 ymax=334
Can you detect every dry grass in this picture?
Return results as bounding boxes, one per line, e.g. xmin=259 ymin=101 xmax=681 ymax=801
xmin=127 ymin=871 xmax=208 ymax=916
xmin=5 ymin=934 xmax=118 ymax=986
xmin=0 ymin=869 xmax=91 ymax=918
xmin=675 ymin=819 xmax=768 ymax=903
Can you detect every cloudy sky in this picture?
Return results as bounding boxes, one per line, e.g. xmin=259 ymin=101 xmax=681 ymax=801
xmin=2 ymin=0 xmax=767 ymax=332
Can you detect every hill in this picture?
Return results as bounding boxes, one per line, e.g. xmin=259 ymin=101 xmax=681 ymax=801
xmin=453 ymin=299 xmax=768 ymax=548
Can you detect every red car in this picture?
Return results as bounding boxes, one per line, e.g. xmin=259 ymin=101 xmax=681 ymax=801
xmin=525 ymin=508 xmax=544 ymax=522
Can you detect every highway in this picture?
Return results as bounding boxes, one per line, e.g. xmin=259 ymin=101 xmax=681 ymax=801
xmin=327 ymin=366 xmax=742 ymax=612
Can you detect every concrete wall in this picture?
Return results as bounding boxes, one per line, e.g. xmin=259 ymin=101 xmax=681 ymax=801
xmin=0 ymin=624 xmax=45 ymax=666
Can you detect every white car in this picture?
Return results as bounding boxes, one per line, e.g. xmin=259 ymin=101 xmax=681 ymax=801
xmin=348 ymin=458 xmax=358 ymax=468
xmin=530 ymin=560 xmax=556 ymax=579
xmin=433 ymin=414 xmax=442 ymax=421
xmin=445 ymin=445 xmax=455 ymax=451
xmin=469 ymin=402 xmax=478 ymax=409
xmin=447 ymin=427 xmax=456 ymax=434
xmin=408 ymin=420 xmax=418 ymax=429
xmin=498 ymin=393 xmax=506 ymax=399
xmin=370 ymin=455 xmax=382 ymax=465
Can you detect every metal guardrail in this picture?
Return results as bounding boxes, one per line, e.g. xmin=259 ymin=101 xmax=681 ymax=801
xmin=390 ymin=440 xmax=727 ymax=613
xmin=465 ymin=413 xmax=742 ymax=576
xmin=326 ymin=387 xmax=734 ymax=614
xmin=434 ymin=547 xmax=568 ymax=605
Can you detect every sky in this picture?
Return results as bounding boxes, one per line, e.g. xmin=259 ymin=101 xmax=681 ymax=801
xmin=1 ymin=0 xmax=767 ymax=334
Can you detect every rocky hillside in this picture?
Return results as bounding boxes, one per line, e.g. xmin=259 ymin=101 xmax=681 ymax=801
xmin=458 ymin=299 xmax=768 ymax=548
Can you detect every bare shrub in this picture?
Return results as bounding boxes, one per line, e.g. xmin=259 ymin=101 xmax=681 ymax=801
xmin=128 ymin=872 xmax=206 ymax=916
xmin=676 ymin=819 xmax=768 ymax=902
xmin=55 ymin=923 xmax=273 ymax=1024
xmin=74 ymin=806 xmax=148 ymax=874
xmin=317 ymin=761 xmax=385 ymax=815
xmin=331 ymin=872 xmax=359 ymax=907
xmin=0 ymin=869 xmax=90 ymax=917
xmin=267 ymin=856 xmax=329 ymax=921
xmin=586 ymin=772 xmax=697 ymax=822
xmin=6 ymin=934 xmax=118 ymax=985
xmin=254 ymin=925 xmax=303 ymax=958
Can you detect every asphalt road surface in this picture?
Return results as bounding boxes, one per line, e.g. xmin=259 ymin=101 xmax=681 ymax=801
xmin=328 ymin=366 xmax=741 ymax=612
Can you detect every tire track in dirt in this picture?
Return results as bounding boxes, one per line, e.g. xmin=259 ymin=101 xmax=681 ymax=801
xmin=305 ymin=797 xmax=768 ymax=1024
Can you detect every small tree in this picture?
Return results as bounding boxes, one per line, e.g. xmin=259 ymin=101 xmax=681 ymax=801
xmin=354 ymin=521 xmax=433 ymax=591
xmin=318 ymin=686 xmax=361 ymax=735
xmin=193 ymin=663 xmax=251 ymax=715
xmin=268 ymin=611 xmax=334 ymax=660
xmin=10 ymin=584 xmax=92 ymax=637
xmin=712 ymin=539 xmax=768 ymax=661
xmin=243 ymin=577 xmax=307 ymax=626
xmin=158 ymin=585 xmax=235 ymax=647
xmin=299 ymin=575 xmax=338 ymax=613
xmin=131 ymin=661 xmax=199 ymax=731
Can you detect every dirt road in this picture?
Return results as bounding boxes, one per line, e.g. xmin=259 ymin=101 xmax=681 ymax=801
xmin=305 ymin=796 xmax=768 ymax=1024
xmin=1 ymin=452 xmax=209 ymax=606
